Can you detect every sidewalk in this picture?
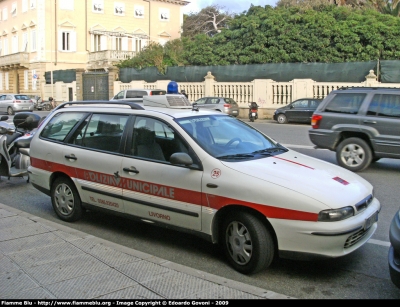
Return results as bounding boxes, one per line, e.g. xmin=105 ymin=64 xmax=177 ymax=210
xmin=0 ymin=203 xmax=294 ymax=300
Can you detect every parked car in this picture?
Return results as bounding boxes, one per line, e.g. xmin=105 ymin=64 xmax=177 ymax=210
xmin=273 ymin=98 xmax=323 ymax=124
xmin=193 ymin=97 xmax=239 ymax=117
xmin=389 ymin=208 xmax=400 ymax=289
xmin=0 ymin=94 xmax=34 ymax=115
xmin=309 ymin=87 xmax=400 ymax=172
xmin=28 ymin=95 xmax=380 ymax=275
xmin=111 ymin=89 xmax=166 ymax=103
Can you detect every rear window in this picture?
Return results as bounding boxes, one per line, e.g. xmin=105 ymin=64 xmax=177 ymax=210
xmin=151 ymin=90 xmax=166 ymax=95
xmin=224 ymin=98 xmax=237 ymax=104
xmin=324 ymin=93 xmax=366 ymax=114
xmin=15 ymin=95 xmax=31 ymax=100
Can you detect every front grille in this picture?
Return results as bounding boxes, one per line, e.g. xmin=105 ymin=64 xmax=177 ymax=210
xmin=344 ymin=228 xmax=369 ymax=248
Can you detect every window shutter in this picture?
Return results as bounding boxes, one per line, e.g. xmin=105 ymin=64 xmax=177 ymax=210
xmin=122 ymin=37 xmax=128 ymax=51
xmin=70 ymin=31 xmax=77 ymax=51
xmin=58 ymin=31 xmax=63 ymax=50
xmin=100 ymin=35 xmax=107 ymax=50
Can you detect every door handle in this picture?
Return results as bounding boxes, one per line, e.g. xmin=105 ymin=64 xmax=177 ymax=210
xmin=64 ymin=154 xmax=77 ymax=160
xmin=363 ymin=120 xmax=377 ymax=124
xmin=123 ymin=167 xmax=139 ymax=174
xmin=206 ymin=183 xmax=218 ymax=188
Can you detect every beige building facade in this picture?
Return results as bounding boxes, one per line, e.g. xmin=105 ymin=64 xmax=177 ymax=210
xmin=0 ymin=0 xmax=188 ymax=99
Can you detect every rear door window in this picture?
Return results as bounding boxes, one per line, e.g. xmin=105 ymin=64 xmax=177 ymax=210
xmin=325 ymin=93 xmax=366 ymax=114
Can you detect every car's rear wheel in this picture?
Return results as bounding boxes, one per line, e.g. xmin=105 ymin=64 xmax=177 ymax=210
xmin=51 ymin=176 xmax=83 ymax=222
xmin=221 ymin=211 xmax=274 ymax=274
xmin=276 ymin=114 xmax=287 ymax=124
xmin=336 ymin=137 xmax=372 ymax=172
xmin=7 ymin=107 xmax=14 ymax=115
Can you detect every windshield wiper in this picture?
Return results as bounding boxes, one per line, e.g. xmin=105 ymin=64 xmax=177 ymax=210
xmin=253 ymin=147 xmax=288 ymax=155
xmin=216 ymin=153 xmax=255 ymax=159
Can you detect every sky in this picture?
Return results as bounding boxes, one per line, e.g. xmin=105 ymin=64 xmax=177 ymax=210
xmin=182 ymin=0 xmax=279 ymax=15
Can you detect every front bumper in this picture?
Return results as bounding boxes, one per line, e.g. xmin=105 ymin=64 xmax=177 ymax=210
xmin=270 ymin=198 xmax=380 ymax=259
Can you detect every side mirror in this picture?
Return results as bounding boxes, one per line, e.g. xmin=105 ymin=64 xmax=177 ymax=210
xmin=170 ymin=152 xmax=193 ymax=166
xmin=1 ymin=116 xmax=9 ymax=121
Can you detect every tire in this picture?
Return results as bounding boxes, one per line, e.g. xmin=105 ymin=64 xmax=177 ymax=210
xmin=336 ymin=137 xmax=372 ymax=172
xmin=45 ymin=104 xmax=51 ymax=111
xmin=51 ymin=176 xmax=83 ymax=222
xmin=7 ymin=107 xmax=15 ymax=115
xmin=221 ymin=211 xmax=274 ymax=274
xmin=276 ymin=114 xmax=287 ymax=124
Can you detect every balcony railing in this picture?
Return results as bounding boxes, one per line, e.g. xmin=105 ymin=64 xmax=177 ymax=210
xmin=0 ymin=52 xmax=29 ymax=68
xmin=88 ymin=50 xmax=136 ymax=63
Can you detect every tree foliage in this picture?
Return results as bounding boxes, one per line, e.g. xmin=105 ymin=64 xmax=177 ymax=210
xmin=118 ymin=5 xmax=400 ymax=72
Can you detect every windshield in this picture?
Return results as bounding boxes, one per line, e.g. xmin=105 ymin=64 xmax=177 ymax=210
xmin=176 ymin=115 xmax=287 ymax=160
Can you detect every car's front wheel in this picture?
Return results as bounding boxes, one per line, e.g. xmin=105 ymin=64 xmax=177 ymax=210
xmin=276 ymin=114 xmax=287 ymax=124
xmin=51 ymin=176 xmax=83 ymax=222
xmin=221 ymin=211 xmax=274 ymax=274
xmin=336 ymin=137 xmax=372 ymax=172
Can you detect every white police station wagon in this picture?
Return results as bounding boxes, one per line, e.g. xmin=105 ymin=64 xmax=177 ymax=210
xmin=28 ymin=95 xmax=381 ymax=274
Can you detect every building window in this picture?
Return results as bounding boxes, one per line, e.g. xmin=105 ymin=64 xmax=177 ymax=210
xmin=159 ymin=8 xmax=170 ymax=21
xmin=92 ymin=0 xmax=104 ymax=13
xmin=22 ymin=32 xmax=28 ymax=52
xmin=93 ymin=34 xmax=101 ymax=51
xmin=12 ymin=35 xmax=18 ymax=54
xmin=60 ymin=0 xmax=74 ymax=10
xmin=59 ymin=31 xmax=76 ymax=52
xmin=115 ymin=37 xmax=122 ymax=50
xmin=3 ymin=38 xmax=9 ymax=55
xmin=30 ymin=0 xmax=36 ymax=10
xmin=2 ymin=8 xmax=8 ymax=20
xmin=114 ymin=2 xmax=125 ymax=16
xmin=22 ymin=0 xmax=28 ymax=13
xmin=31 ymin=30 xmax=36 ymax=51
xmin=134 ymin=5 xmax=144 ymax=18
xmin=24 ymin=70 xmax=29 ymax=90
xmin=11 ymin=2 xmax=17 ymax=17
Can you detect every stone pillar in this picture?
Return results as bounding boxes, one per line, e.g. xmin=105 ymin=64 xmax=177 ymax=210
xmin=108 ymin=68 xmax=119 ymax=99
xmin=292 ymin=79 xmax=314 ymax=101
xmin=75 ymin=69 xmax=85 ymax=101
xmin=204 ymin=71 xmax=215 ymax=96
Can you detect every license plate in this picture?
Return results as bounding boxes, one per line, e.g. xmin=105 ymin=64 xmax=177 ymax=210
xmin=252 ymin=112 xmax=256 ymax=116
xmin=364 ymin=211 xmax=378 ymax=230
xmin=232 ymin=111 xmax=237 ymax=113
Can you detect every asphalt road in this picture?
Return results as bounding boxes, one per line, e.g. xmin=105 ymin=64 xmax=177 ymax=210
xmin=1 ymin=113 xmax=400 ymax=299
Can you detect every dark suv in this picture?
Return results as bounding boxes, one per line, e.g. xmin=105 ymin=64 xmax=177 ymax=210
xmin=309 ymin=87 xmax=400 ymax=172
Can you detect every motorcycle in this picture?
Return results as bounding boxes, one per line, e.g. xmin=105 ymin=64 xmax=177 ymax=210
xmin=35 ymin=97 xmax=54 ymax=111
xmin=248 ymin=102 xmax=259 ymax=122
xmin=0 ymin=112 xmax=41 ymax=182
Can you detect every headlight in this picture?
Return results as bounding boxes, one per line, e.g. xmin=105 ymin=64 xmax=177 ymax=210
xmin=318 ymin=206 xmax=354 ymax=222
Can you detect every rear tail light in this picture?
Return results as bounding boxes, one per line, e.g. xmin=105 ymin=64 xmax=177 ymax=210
xmin=224 ymin=104 xmax=231 ymax=108
xmin=311 ymin=114 xmax=323 ymax=129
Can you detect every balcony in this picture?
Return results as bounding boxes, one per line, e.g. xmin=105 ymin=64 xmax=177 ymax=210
xmin=87 ymin=50 xmax=136 ymax=70
xmin=0 ymin=52 xmax=29 ymax=69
